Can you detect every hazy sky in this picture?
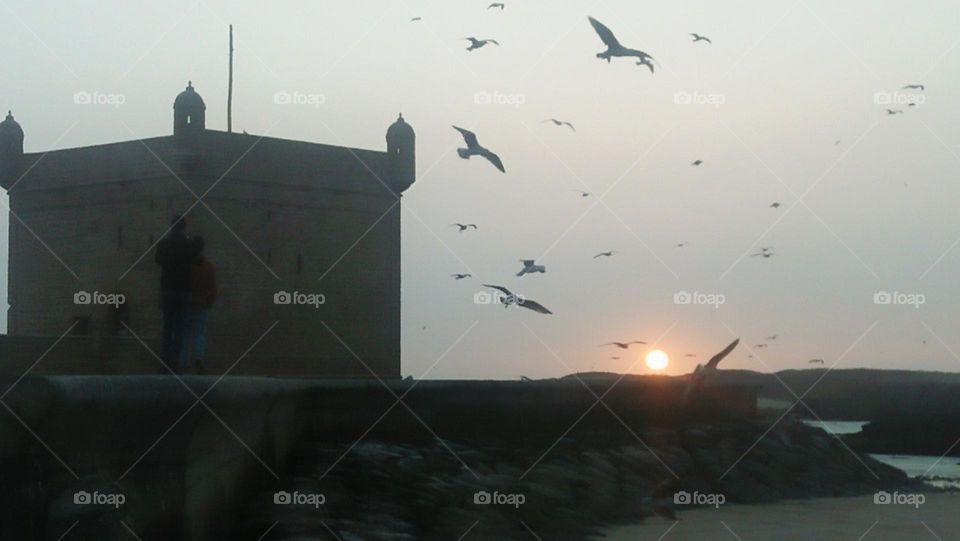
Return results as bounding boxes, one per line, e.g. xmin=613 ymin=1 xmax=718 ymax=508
xmin=2 ymin=0 xmax=960 ymax=378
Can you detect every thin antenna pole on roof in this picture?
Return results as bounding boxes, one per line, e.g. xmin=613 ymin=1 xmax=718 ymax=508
xmin=227 ymin=24 xmax=234 ymax=133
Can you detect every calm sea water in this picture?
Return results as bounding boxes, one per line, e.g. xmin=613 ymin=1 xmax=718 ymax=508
xmin=803 ymin=419 xmax=960 ymax=489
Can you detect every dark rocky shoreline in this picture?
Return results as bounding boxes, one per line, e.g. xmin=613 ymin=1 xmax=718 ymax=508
xmin=236 ymin=418 xmax=917 ymax=540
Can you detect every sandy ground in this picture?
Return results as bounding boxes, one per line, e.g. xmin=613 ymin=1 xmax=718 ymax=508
xmin=599 ymin=493 xmax=959 ymax=540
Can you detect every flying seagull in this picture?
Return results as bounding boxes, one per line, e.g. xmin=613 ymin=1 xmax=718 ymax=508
xmin=690 ymin=33 xmax=712 ymax=43
xmin=464 ymin=37 xmax=500 ymax=51
xmin=886 ymin=109 xmax=904 ymax=115
xmin=684 ymin=354 xmax=697 ymax=358
xmin=685 ymin=338 xmax=741 ymax=402
xmin=754 ymin=343 xmax=768 ymax=348
xmin=770 ymin=202 xmax=781 ymax=208
xmin=488 ymin=2 xmax=505 ymax=9
xmin=691 ymin=160 xmax=703 ymax=166
xmin=451 ymin=273 xmax=472 ymax=280
xmin=593 ymin=251 xmax=618 ymax=259
xmin=452 ymin=126 xmax=506 ymax=173
xmin=767 ymin=334 xmax=779 ymax=341
xmin=572 ymin=189 xmax=591 ymax=197
xmin=588 ymin=17 xmax=657 ymax=73
xmin=751 ymin=250 xmax=775 ymax=258
xmin=902 ymin=84 xmax=925 ymax=91
xmin=699 ymin=339 xmax=739 ymax=373
xmin=542 ymin=118 xmax=576 ymax=132
xmin=809 ymin=359 xmax=825 ymax=365
xmin=602 ymin=341 xmax=647 ymax=349
xmin=410 ymin=16 xmax=422 ymax=22
xmin=675 ymin=242 xmax=689 ymax=248
xmin=517 ymin=259 xmax=546 ymax=277
xmin=482 ymin=284 xmax=553 ymax=314
xmin=451 ymin=223 xmax=478 ymax=232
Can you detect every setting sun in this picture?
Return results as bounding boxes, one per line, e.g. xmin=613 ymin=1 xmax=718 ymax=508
xmin=645 ymin=350 xmax=669 ymax=371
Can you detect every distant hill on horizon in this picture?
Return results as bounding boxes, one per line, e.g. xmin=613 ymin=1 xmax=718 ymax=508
xmin=563 ymin=368 xmax=960 ymax=420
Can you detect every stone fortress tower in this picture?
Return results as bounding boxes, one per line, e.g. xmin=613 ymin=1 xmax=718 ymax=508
xmin=0 ymin=83 xmax=415 ymax=378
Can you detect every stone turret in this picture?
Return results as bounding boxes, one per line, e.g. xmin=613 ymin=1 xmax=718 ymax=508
xmin=0 ymin=110 xmax=24 ymax=190
xmin=173 ymin=81 xmax=206 ymax=138
xmin=386 ymin=114 xmax=415 ymax=189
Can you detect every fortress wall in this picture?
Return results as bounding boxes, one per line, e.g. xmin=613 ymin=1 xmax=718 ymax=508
xmin=9 ymin=152 xmax=400 ymax=377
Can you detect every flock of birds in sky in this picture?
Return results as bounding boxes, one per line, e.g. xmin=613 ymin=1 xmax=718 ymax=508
xmin=410 ymin=3 xmax=928 ymax=373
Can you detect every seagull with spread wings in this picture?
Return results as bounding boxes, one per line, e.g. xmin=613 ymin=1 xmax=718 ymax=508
xmin=488 ymin=2 xmax=505 ymax=9
xmin=451 ymin=223 xmax=478 ymax=232
xmin=464 ymin=37 xmax=500 ymax=51
xmin=588 ymin=17 xmax=657 ymax=73
xmin=517 ymin=259 xmax=546 ymax=277
xmin=685 ymin=338 xmax=740 ymax=402
xmin=452 ymin=126 xmax=506 ymax=173
xmin=690 ymin=33 xmax=712 ymax=43
xmin=902 ymin=84 xmax=925 ymax=91
xmin=482 ymin=284 xmax=553 ymax=314
xmin=542 ymin=118 xmax=576 ymax=132
xmin=451 ymin=273 xmax=472 ymax=280
xmin=602 ymin=341 xmax=647 ymax=349
xmin=593 ymin=251 xmax=618 ymax=259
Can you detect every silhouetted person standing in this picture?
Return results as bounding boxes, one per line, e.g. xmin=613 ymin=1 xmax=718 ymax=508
xmin=184 ymin=236 xmax=217 ymax=374
xmin=155 ymin=216 xmax=193 ymax=370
